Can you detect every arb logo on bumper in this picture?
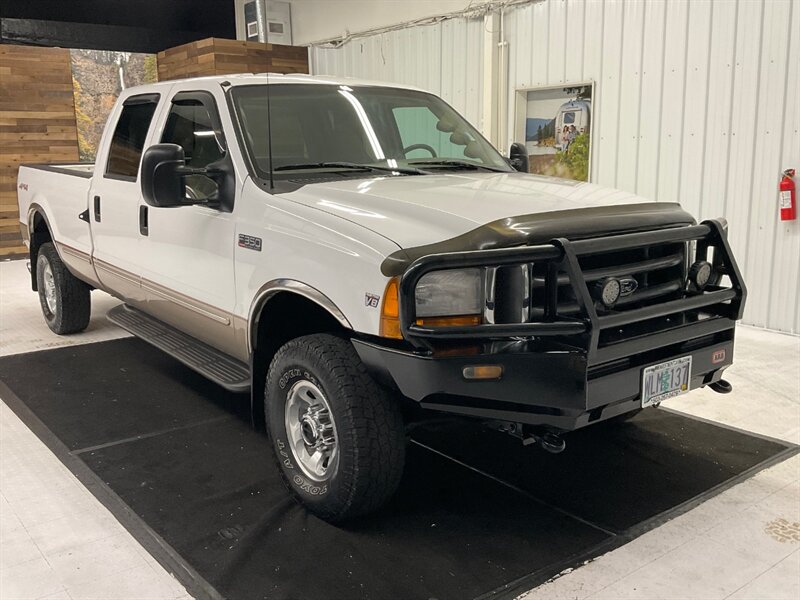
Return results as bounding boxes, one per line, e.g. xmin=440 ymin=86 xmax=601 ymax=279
xmin=712 ymin=349 xmax=726 ymax=364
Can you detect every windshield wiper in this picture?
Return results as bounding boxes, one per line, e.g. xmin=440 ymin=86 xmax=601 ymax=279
xmin=274 ymin=161 xmax=429 ymax=175
xmin=409 ymin=159 xmax=508 ymax=173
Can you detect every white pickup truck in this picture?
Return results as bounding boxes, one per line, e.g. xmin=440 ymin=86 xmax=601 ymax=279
xmin=17 ymin=74 xmax=746 ymax=521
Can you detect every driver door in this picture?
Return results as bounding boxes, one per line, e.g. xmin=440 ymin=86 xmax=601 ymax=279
xmin=137 ymin=89 xmax=242 ymax=360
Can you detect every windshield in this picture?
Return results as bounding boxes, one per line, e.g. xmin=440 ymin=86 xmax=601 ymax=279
xmin=230 ymin=84 xmax=512 ymax=178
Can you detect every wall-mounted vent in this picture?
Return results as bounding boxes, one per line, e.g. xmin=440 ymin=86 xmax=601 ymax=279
xmin=237 ymin=0 xmax=292 ymax=45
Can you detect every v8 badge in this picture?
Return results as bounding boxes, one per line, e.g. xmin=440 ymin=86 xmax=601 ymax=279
xmin=365 ymin=293 xmax=380 ymax=308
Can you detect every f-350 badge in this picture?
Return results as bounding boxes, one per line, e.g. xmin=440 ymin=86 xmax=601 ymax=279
xmin=238 ymin=234 xmax=262 ymax=251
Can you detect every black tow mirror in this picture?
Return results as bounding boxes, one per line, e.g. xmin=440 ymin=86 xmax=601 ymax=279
xmin=141 ymin=144 xmax=189 ymax=208
xmin=509 ymin=142 xmax=529 ymax=173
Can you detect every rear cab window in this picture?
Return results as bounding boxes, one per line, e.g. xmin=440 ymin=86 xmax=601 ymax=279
xmin=105 ymin=94 xmax=160 ymax=181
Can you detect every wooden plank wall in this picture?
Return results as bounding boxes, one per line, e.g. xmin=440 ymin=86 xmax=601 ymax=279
xmin=0 ymin=44 xmax=80 ymax=259
xmin=0 ymin=38 xmax=306 ymax=260
xmin=157 ymin=37 xmax=308 ymax=81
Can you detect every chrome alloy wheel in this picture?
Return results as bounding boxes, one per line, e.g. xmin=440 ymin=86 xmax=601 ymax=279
xmin=284 ymin=380 xmax=339 ymax=482
xmin=42 ymin=261 xmax=57 ymax=314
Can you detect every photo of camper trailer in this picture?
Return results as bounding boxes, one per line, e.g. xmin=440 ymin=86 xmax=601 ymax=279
xmin=524 ymin=84 xmax=593 ymax=181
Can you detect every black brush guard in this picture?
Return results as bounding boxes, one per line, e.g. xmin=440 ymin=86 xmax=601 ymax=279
xmin=398 ymin=219 xmax=746 ymax=364
xmin=354 ymin=219 xmax=746 ymax=430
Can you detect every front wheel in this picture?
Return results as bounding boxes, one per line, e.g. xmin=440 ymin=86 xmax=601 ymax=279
xmin=36 ymin=242 xmax=91 ymax=334
xmin=265 ymin=334 xmax=406 ymax=522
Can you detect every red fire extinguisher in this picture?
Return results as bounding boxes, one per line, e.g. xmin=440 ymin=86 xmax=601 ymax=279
xmin=780 ymin=168 xmax=796 ymax=221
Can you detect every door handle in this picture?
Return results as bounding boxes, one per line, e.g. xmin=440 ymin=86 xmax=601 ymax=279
xmin=93 ymin=195 xmax=101 ymax=222
xmin=139 ymin=205 xmax=149 ymax=236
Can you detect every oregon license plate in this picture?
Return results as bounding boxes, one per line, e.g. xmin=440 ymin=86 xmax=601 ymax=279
xmin=641 ymin=356 xmax=692 ymax=408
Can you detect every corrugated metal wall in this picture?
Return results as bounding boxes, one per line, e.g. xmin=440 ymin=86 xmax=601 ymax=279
xmin=310 ymin=17 xmax=485 ymax=128
xmin=310 ymin=0 xmax=800 ymax=334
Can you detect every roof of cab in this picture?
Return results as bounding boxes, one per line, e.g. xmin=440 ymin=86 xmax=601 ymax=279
xmin=140 ymin=73 xmax=426 ymax=93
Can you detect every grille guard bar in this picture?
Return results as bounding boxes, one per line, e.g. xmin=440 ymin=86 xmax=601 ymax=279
xmin=398 ymin=219 xmax=747 ymax=357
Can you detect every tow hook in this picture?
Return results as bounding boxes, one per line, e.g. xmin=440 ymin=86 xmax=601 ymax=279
xmin=537 ymin=432 xmax=566 ymax=454
xmin=709 ymin=379 xmax=733 ymax=394
xmin=488 ymin=421 xmax=566 ymax=454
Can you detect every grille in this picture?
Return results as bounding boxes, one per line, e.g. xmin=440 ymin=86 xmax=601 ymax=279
xmin=529 ymin=242 xmax=686 ymax=318
xmin=486 ymin=242 xmax=687 ymax=324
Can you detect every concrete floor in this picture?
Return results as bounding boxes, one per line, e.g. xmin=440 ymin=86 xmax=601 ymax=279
xmin=1 ymin=258 xmax=798 ymax=599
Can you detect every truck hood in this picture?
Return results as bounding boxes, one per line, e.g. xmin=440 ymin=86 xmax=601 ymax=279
xmin=283 ymin=172 xmax=694 ymax=263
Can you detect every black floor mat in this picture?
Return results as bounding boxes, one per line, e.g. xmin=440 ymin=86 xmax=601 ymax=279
xmin=1 ymin=338 xmax=795 ymax=600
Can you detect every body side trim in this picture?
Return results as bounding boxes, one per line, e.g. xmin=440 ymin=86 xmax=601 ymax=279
xmin=141 ymin=280 xmax=232 ymax=326
xmin=57 ymin=242 xmax=91 ymax=264
xmin=93 ymin=258 xmax=140 ymax=288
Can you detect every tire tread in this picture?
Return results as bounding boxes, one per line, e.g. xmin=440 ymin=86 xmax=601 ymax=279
xmin=37 ymin=242 xmax=91 ymax=335
xmin=266 ymin=334 xmax=405 ymax=521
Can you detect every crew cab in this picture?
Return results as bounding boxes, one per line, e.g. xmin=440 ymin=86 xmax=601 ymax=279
xmin=17 ymin=74 xmax=746 ymax=521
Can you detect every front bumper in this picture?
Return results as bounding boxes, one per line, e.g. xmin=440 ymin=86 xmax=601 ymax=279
xmin=355 ymin=318 xmax=735 ymax=431
xmin=357 ymin=218 xmax=746 ymax=432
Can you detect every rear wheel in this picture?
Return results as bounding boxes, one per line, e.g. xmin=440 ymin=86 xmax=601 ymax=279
xmin=265 ymin=334 xmax=406 ymax=522
xmin=36 ymin=242 xmax=91 ymax=334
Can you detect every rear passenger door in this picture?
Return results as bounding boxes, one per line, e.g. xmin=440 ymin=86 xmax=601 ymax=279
xmin=90 ymin=93 xmax=161 ymax=305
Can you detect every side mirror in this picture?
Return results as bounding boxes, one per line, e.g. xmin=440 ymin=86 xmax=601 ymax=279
xmin=140 ymin=144 xmax=189 ymax=208
xmin=509 ymin=142 xmax=529 ymax=173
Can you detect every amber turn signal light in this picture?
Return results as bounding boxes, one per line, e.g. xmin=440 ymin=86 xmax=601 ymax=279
xmin=462 ymin=365 xmax=504 ymax=380
xmin=379 ymin=277 xmax=403 ymax=339
xmin=415 ymin=315 xmax=481 ymax=327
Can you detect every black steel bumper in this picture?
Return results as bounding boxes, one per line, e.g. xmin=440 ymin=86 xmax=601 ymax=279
xmin=354 ymin=317 xmax=734 ymax=431
xmin=356 ymin=219 xmax=746 ymax=431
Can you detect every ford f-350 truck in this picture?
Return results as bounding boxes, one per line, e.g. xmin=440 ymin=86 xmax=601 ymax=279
xmin=17 ymin=74 xmax=746 ymax=521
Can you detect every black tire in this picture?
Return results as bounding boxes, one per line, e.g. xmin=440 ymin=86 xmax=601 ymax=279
xmin=265 ymin=333 xmax=406 ymax=522
xmin=36 ymin=242 xmax=91 ymax=335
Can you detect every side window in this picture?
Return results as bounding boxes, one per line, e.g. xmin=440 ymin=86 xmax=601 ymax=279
xmin=161 ymin=97 xmax=224 ymax=201
xmin=392 ymin=106 xmax=468 ymax=160
xmin=105 ymin=99 xmax=158 ymax=179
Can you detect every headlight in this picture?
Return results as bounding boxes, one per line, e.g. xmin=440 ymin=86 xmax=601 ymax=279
xmin=415 ymin=268 xmax=483 ymax=318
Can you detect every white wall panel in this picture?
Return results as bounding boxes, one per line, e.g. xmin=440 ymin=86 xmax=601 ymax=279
xmin=505 ymin=0 xmax=799 ymax=333
xmin=615 ymin=0 xmax=645 ymax=193
xmin=677 ymin=0 xmax=713 ymax=218
xmin=769 ymin=0 xmax=800 ymax=333
xmin=563 ymin=0 xmax=586 ymax=83
xmin=309 ymin=0 xmax=799 ymax=333
xmin=635 ymin=0 xmax=668 ymax=201
xmin=310 ymin=18 xmax=482 ymax=126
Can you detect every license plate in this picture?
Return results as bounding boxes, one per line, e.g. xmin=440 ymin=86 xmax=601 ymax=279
xmin=641 ymin=356 xmax=692 ymax=408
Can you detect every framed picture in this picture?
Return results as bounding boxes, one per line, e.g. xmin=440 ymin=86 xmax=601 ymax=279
xmin=513 ymin=83 xmax=594 ymax=182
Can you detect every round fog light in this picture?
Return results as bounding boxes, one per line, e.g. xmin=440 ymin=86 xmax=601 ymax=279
xmin=593 ymin=277 xmax=621 ymax=307
xmin=689 ymin=260 xmax=713 ymax=289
